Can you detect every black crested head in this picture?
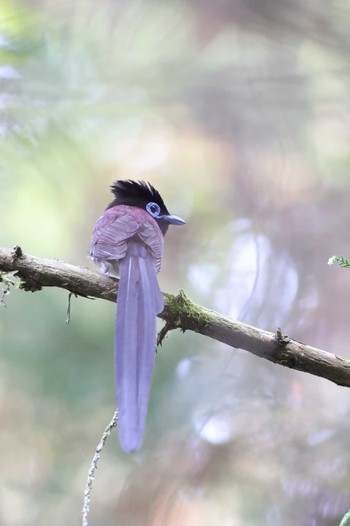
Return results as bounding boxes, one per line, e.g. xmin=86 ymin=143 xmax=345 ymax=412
xmin=107 ymin=179 xmax=184 ymax=235
xmin=109 ymin=180 xmax=169 ymax=214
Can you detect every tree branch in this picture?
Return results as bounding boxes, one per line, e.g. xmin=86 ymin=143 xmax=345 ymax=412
xmin=1 ymin=246 xmax=350 ymax=388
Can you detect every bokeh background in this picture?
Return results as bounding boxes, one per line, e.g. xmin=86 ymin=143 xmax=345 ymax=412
xmin=1 ymin=0 xmax=350 ymax=525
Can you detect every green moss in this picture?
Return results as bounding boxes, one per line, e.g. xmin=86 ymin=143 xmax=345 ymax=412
xmin=162 ymin=289 xmax=212 ymax=333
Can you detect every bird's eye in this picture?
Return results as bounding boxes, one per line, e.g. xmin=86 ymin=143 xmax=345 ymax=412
xmin=146 ymin=202 xmax=161 ymax=218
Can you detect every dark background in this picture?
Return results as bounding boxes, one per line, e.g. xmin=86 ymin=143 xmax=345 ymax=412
xmin=1 ymin=1 xmax=350 ymax=525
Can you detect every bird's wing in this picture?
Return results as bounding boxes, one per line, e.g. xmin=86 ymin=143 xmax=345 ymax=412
xmin=138 ymin=219 xmax=164 ymax=274
xmin=90 ymin=205 xmax=163 ymax=274
xmin=90 ymin=207 xmax=139 ymax=274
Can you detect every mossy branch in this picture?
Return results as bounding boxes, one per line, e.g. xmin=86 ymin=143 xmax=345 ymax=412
xmin=1 ymin=246 xmax=350 ymax=388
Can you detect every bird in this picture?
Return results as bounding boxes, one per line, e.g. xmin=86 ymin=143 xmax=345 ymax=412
xmin=90 ymin=180 xmax=185 ymax=452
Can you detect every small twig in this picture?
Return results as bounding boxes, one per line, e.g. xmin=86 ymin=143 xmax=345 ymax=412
xmin=275 ymin=327 xmax=290 ymax=345
xmin=339 ymin=509 xmax=350 ymax=526
xmin=0 ymin=270 xmax=18 ymax=307
xmin=66 ymin=292 xmax=76 ymax=324
xmin=157 ymin=320 xmax=176 ymax=347
xmin=0 ymin=286 xmax=10 ymax=308
xmin=12 ymin=245 xmax=23 ymax=258
xmin=82 ymin=411 xmax=118 ymax=526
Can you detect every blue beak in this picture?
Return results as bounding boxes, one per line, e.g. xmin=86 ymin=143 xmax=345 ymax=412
xmin=162 ymin=214 xmax=186 ymax=225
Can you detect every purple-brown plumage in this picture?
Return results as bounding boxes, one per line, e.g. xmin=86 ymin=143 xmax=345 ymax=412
xmin=91 ymin=205 xmax=164 ymax=275
xmin=90 ymin=180 xmax=185 ymax=451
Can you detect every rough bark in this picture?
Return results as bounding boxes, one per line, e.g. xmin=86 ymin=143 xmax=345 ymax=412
xmin=1 ymin=246 xmax=350 ymax=388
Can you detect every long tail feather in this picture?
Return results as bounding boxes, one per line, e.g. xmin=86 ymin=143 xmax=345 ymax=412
xmin=115 ymin=242 xmax=163 ymax=452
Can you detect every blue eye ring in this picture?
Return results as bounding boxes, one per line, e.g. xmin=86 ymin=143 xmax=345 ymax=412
xmin=146 ymin=202 xmax=162 ymax=218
